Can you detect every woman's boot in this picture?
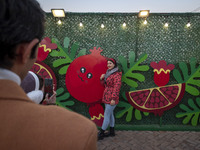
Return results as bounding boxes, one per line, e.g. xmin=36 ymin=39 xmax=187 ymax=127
xmin=98 ymin=129 xmax=105 ymax=140
xmin=109 ymin=127 xmax=115 ymax=136
xmin=104 ymin=127 xmax=115 ymax=137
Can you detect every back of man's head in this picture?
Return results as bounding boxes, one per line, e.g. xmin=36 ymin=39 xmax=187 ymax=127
xmin=0 ymin=0 xmax=45 ymax=69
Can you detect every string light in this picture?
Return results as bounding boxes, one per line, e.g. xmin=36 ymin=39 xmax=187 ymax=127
xmin=79 ymin=22 xmax=83 ymax=27
xmin=164 ymin=22 xmax=169 ymax=27
xmin=123 ymin=22 xmax=126 ymax=27
xmin=101 ymin=16 xmax=105 ymax=29
xmin=164 ymin=16 xmax=169 ymax=28
xmin=143 ymin=19 xmax=147 ymax=25
xmin=186 ymin=17 xmax=191 ymax=28
xmin=186 ymin=22 xmax=191 ymax=27
xmin=57 ymin=19 xmax=62 ymax=25
xmin=75 ymin=17 xmax=194 ymax=29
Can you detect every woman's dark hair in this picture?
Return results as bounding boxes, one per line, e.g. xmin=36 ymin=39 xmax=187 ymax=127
xmin=107 ymin=58 xmax=117 ymax=68
xmin=0 ymin=0 xmax=45 ymax=68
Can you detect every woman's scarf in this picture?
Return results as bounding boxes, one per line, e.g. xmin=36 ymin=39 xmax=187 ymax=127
xmin=104 ymin=67 xmax=119 ymax=83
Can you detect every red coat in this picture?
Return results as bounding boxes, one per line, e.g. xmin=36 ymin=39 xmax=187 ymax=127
xmin=102 ymin=72 xmax=122 ymax=104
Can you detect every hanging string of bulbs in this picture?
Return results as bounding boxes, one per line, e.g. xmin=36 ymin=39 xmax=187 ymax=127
xmin=51 ymin=9 xmax=193 ymax=28
xmin=78 ymin=19 xmax=192 ymax=28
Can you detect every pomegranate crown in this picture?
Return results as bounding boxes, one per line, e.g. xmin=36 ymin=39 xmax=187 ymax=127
xmin=150 ymin=60 xmax=175 ymax=71
xmin=40 ymin=37 xmax=57 ymax=50
xmin=89 ymin=47 xmax=103 ymax=55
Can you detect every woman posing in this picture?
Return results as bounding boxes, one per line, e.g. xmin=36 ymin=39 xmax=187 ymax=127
xmin=98 ymin=58 xmax=122 ymax=140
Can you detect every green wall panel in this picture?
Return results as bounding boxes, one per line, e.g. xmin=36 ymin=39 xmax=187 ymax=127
xmin=43 ymin=12 xmax=200 ymax=130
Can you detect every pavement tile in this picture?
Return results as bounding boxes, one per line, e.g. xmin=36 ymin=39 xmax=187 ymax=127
xmin=97 ymin=131 xmax=200 ymax=150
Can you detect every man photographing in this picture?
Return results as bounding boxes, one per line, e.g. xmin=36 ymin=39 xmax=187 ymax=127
xmin=0 ymin=0 xmax=97 ymax=149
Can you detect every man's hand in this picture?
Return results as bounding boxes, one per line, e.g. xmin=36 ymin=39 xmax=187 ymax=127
xmin=44 ymin=90 xmax=57 ymax=105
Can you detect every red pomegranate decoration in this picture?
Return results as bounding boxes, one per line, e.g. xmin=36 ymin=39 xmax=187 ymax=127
xmin=150 ymin=60 xmax=175 ymax=87
xmin=89 ymin=103 xmax=104 ymax=127
xmin=37 ymin=37 xmax=57 ymax=62
xmin=65 ymin=47 xmax=107 ymax=126
xmin=30 ymin=37 xmax=58 ymax=104
xmin=126 ymin=83 xmax=185 ymax=116
xmin=126 ymin=60 xmax=185 ymax=116
xmin=30 ymin=61 xmax=57 ymax=90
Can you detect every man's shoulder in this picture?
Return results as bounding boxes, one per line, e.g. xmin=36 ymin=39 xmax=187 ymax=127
xmin=44 ymin=105 xmax=94 ymax=124
xmin=37 ymin=104 xmax=96 ymax=130
xmin=37 ymin=105 xmax=97 ymax=143
xmin=0 ymin=81 xmax=97 ymax=149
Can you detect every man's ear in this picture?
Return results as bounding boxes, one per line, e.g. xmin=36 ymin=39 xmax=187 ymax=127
xmin=16 ymin=38 xmax=39 ymax=64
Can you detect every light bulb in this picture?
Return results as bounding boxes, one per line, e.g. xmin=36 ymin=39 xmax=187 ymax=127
xmin=57 ymin=20 xmax=62 ymax=25
xmin=186 ymin=22 xmax=191 ymax=27
xmin=123 ymin=22 xmax=126 ymax=27
xmin=101 ymin=24 xmax=105 ymax=28
xmin=143 ymin=20 xmax=147 ymax=25
xmin=164 ymin=22 xmax=169 ymax=27
xmin=79 ymin=22 xmax=83 ymax=27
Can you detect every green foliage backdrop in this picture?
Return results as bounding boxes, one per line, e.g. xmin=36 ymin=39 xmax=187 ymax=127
xmin=43 ymin=13 xmax=200 ymax=130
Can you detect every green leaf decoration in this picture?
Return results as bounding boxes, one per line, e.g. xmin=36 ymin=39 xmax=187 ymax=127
xmin=116 ymin=101 xmax=149 ymax=122
xmin=119 ymin=51 xmax=149 ymax=88
xmin=69 ymin=41 xmax=80 ymax=59
xmin=77 ymin=48 xmax=87 ymax=57
xmin=64 ymin=37 xmax=70 ymax=49
xmin=143 ymin=112 xmax=149 ymax=116
xmin=56 ymin=88 xmax=75 ymax=110
xmin=116 ymin=90 xmax=149 ymax=122
xmin=135 ymin=109 xmax=142 ymax=120
xmin=134 ymin=109 xmax=149 ymax=120
xmin=173 ymin=57 xmax=200 ymax=96
xmin=121 ymin=87 xmax=136 ymax=102
xmin=50 ymin=37 xmax=86 ymax=75
xmin=176 ymin=97 xmax=200 ymax=126
xmin=116 ymin=101 xmax=133 ymax=122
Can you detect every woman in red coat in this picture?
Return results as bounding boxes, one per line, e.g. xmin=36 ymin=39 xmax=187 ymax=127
xmin=98 ymin=58 xmax=122 ymax=140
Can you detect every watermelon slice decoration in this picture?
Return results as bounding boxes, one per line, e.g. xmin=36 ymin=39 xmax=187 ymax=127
xmin=126 ymin=83 xmax=185 ymax=116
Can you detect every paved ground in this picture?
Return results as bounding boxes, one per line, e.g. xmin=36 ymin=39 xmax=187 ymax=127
xmin=97 ymin=131 xmax=200 ymax=150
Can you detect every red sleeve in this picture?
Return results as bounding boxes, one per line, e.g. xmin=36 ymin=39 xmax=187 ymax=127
xmin=111 ymin=72 xmax=122 ymax=100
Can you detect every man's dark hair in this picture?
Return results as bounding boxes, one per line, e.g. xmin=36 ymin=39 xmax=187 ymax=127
xmin=0 ymin=0 xmax=45 ymax=69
